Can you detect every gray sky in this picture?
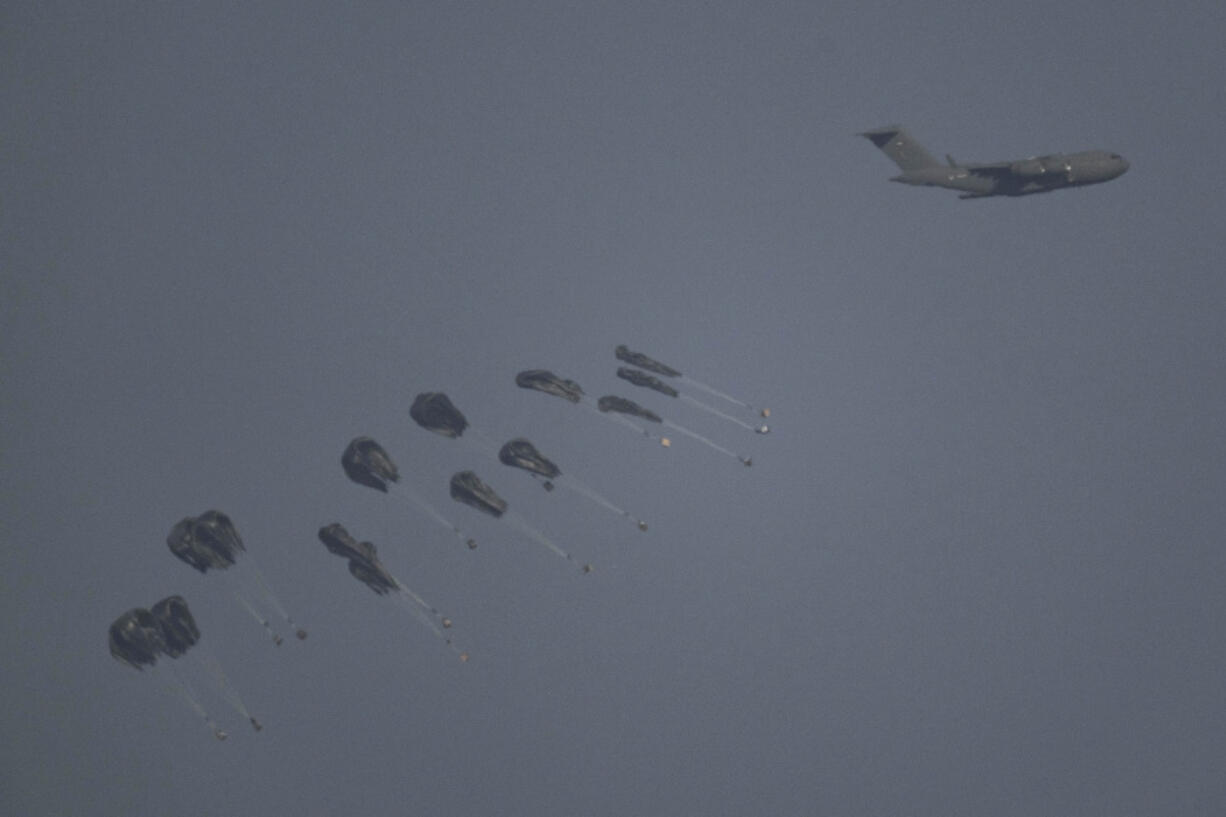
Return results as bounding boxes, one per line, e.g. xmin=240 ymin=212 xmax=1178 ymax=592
xmin=4 ymin=2 xmax=1224 ymax=815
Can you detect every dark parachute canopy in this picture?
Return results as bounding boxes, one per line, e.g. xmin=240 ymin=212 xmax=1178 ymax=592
xmin=515 ymin=370 xmax=585 ymax=403
xmin=615 ymin=345 xmax=681 ymax=378
xmin=410 ymin=392 xmax=468 ymax=438
xmin=318 ymin=524 xmax=465 ymax=659
xmin=449 ymin=471 xmax=507 ymax=518
xmin=151 ymin=595 xmax=201 ymax=658
xmin=167 ymin=510 xmax=245 ymax=573
xmin=498 ymin=438 xmax=561 ymax=482
xmin=318 ymin=523 xmax=397 ymax=595
xmin=616 ymin=366 xmax=679 ymax=398
xmin=167 ymin=510 xmax=307 ymax=643
xmin=616 ymin=343 xmax=770 ymax=427
xmin=108 ymin=596 xmax=260 ymax=736
xmin=597 ymin=395 xmax=663 ymax=424
xmin=348 ymin=559 xmax=398 ymax=596
xmin=342 ymin=436 xmax=399 ymax=492
xmin=319 ymin=521 xmax=379 ymax=564
xmin=499 ymin=437 xmax=647 ymax=530
xmin=108 ymin=607 xmax=166 ymax=670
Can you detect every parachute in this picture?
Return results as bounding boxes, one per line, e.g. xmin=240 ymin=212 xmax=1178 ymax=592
xmin=515 ymin=370 xmax=585 ymax=403
xmin=448 ymin=470 xmax=587 ymax=570
xmin=515 ymin=369 xmax=674 ymax=446
xmin=319 ymin=521 xmax=379 ymax=565
xmin=167 ymin=511 xmax=307 ymax=644
xmin=410 ymin=392 xmax=469 ymax=438
xmin=339 ymin=437 xmax=478 ymax=550
xmin=318 ymin=523 xmax=399 ymax=597
xmin=348 ymin=559 xmax=398 ymax=596
xmin=498 ymin=438 xmax=647 ymax=531
xmin=449 ymin=470 xmax=508 ymax=518
xmin=597 ymin=394 xmax=663 ymax=424
xmin=342 ymin=436 xmax=399 ymax=493
xmin=151 ymin=595 xmax=200 ymax=658
xmin=614 ymin=345 xmax=681 ymax=377
xmin=600 ymin=396 xmax=751 ymax=466
xmin=167 ymin=509 xmax=244 ymax=573
xmin=614 ymin=344 xmax=770 ymax=422
xmin=318 ymin=523 xmax=467 ymax=660
xmin=617 ymin=366 xmax=769 ymax=434
xmin=108 ymin=608 xmax=167 ymax=670
xmin=616 ymin=367 xmax=679 ymax=398
xmin=109 ymin=597 xmax=260 ymax=738
xmin=498 ymin=438 xmax=561 ymax=485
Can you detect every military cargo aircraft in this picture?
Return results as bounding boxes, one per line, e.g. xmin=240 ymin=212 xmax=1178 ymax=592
xmin=859 ymin=125 xmax=1128 ymax=198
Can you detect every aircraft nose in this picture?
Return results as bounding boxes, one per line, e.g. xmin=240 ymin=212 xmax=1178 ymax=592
xmin=1114 ymin=156 xmax=1130 ymax=177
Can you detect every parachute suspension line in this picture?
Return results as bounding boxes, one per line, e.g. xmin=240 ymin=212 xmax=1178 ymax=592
xmin=389 ymin=574 xmax=439 ymax=618
xmin=680 ymin=394 xmax=766 ymax=433
xmin=580 ymin=399 xmax=666 ymax=443
xmin=241 ymin=558 xmax=307 ymax=638
xmin=661 ymin=419 xmax=752 ymax=466
xmin=228 ymin=585 xmax=284 ymax=646
xmin=677 ymin=374 xmax=755 ymax=411
xmin=155 ymin=665 xmax=223 ymax=738
xmin=390 ymin=574 xmax=450 ymax=636
xmin=390 ymin=582 xmax=470 ymax=662
xmin=391 ymin=587 xmax=445 ymax=639
xmin=504 ymin=511 xmax=591 ymax=574
xmin=556 ymin=474 xmax=647 ymax=531
xmin=191 ymin=649 xmax=261 ymax=730
xmin=458 ymin=425 xmax=498 ymax=456
xmin=391 ymin=482 xmax=477 ymax=549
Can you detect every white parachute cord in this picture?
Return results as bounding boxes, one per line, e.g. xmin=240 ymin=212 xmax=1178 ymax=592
xmin=458 ymin=425 xmax=498 ymax=457
xmin=228 ymin=584 xmax=283 ymax=645
xmin=238 ymin=558 xmax=304 ymax=637
xmin=391 ymin=482 xmax=477 ymax=549
xmin=579 ymin=398 xmax=669 ymax=443
xmin=391 ymin=583 xmax=470 ymax=661
xmin=190 ymin=648 xmax=257 ymax=727
xmin=661 ymin=420 xmax=752 ymax=466
xmin=392 ymin=587 xmax=445 ymax=639
xmin=154 ymin=664 xmax=224 ymax=738
xmin=555 ymin=474 xmax=647 ymax=531
xmin=387 ymin=572 xmax=446 ymax=631
xmin=680 ymin=394 xmax=767 ymax=432
xmin=504 ymin=510 xmax=592 ymax=573
xmin=676 ymin=374 xmax=755 ymax=411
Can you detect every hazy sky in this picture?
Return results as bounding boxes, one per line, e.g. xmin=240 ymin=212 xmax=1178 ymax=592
xmin=4 ymin=2 xmax=1224 ymax=815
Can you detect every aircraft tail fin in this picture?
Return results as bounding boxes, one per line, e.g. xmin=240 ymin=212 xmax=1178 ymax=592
xmin=858 ymin=125 xmax=942 ymax=171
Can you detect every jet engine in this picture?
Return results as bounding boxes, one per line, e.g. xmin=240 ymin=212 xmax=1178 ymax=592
xmin=1010 ymin=155 xmax=1071 ymax=178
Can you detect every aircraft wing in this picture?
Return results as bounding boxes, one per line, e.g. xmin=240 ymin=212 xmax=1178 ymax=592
xmin=959 ymin=162 xmax=1014 ymax=178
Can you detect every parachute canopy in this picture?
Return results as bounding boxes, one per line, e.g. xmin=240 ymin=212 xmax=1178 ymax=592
xmin=167 ymin=510 xmax=246 ymax=573
xmin=597 ymin=395 xmax=663 ymax=423
xmin=616 ymin=366 xmax=679 ymax=398
xmin=108 ymin=607 xmax=166 ymax=670
xmin=342 ymin=436 xmax=399 ymax=492
xmin=615 ymin=345 xmax=681 ymax=378
xmin=151 ymin=595 xmax=201 ymax=658
xmin=318 ymin=523 xmax=397 ymax=595
xmin=449 ymin=471 xmax=508 ymax=518
xmin=498 ymin=438 xmax=561 ymax=480
xmin=410 ymin=392 xmax=468 ymax=438
xmin=347 ymin=559 xmax=398 ymax=596
xmin=319 ymin=522 xmax=380 ymax=563
xmin=515 ymin=370 xmax=585 ymax=403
